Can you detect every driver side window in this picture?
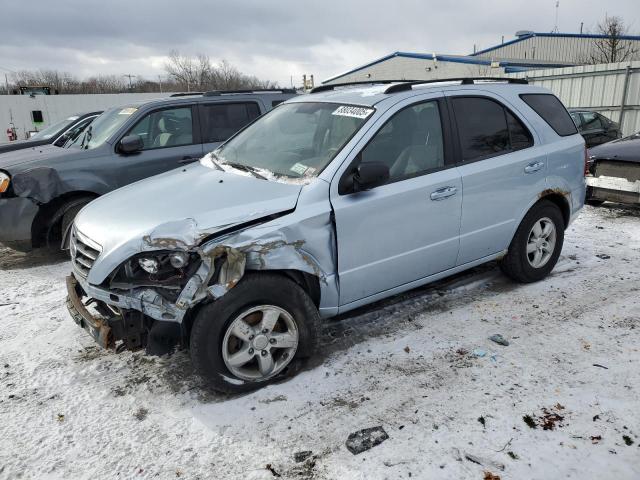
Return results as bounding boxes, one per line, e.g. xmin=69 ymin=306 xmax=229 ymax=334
xmin=128 ymin=107 xmax=194 ymax=150
xmin=360 ymin=101 xmax=444 ymax=183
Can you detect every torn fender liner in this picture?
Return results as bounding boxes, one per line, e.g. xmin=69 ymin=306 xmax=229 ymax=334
xmin=12 ymin=167 xmax=69 ymax=204
xmin=66 ymin=275 xmax=114 ymax=349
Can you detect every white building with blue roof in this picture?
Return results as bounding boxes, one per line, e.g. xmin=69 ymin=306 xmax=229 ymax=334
xmin=323 ymin=32 xmax=640 ymax=85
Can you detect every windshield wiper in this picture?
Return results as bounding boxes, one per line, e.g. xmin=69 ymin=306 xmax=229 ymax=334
xmin=205 ymin=151 xmax=224 ymax=171
xmin=79 ymin=125 xmax=92 ymax=149
xmin=226 ymin=162 xmax=267 ymax=180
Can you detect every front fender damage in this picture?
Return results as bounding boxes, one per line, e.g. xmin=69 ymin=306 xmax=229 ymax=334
xmin=132 ymin=215 xmax=331 ymax=323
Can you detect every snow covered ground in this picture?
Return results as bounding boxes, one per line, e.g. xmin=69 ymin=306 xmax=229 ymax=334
xmin=1 ymin=204 xmax=639 ymax=480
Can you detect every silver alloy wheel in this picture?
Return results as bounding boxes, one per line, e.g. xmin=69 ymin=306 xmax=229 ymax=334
xmin=526 ymin=217 xmax=557 ymax=268
xmin=222 ymin=305 xmax=299 ymax=381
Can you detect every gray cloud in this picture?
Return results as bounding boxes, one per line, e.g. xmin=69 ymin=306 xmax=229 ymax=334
xmin=1 ymin=0 xmax=638 ymax=86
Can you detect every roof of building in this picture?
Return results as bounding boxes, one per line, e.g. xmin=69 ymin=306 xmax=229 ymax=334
xmin=471 ymin=31 xmax=640 ymax=57
xmin=323 ymin=51 xmax=572 ymax=84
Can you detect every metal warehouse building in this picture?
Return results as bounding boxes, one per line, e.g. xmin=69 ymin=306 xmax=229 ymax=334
xmin=323 ymin=32 xmax=640 ymax=85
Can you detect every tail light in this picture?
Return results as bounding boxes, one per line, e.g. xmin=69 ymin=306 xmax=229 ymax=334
xmin=584 ymin=147 xmax=590 ymax=176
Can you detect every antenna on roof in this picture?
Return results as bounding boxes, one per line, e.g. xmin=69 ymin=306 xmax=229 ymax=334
xmin=552 ymin=0 xmax=560 ymax=33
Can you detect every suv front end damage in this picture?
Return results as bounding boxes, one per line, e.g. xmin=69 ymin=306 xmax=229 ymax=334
xmin=66 ymin=206 xmax=336 ymax=355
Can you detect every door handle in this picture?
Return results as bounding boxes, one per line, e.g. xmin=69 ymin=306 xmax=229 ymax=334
xmin=178 ymin=156 xmax=199 ymax=164
xmin=430 ymin=186 xmax=458 ymax=201
xmin=524 ymin=161 xmax=544 ymax=174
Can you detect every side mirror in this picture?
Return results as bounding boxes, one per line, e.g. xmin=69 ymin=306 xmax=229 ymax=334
xmin=118 ymin=135 xmax=144 ymax=154
xmin=354 ymin=161 xmax=390 ymax=191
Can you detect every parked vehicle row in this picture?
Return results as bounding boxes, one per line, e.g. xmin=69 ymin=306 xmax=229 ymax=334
xmin=54 ymin=79 xmax=587 ymax=392
xmin=0 ymin=90 xmax=295 ymax=251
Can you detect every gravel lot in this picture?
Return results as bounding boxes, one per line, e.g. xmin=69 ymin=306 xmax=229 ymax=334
xmin=1 ymin=204 xmax=639 ymax=480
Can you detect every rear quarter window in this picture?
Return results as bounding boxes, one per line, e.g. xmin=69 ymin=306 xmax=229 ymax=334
xmin=520 ymin=94 xmax=578 ymax=137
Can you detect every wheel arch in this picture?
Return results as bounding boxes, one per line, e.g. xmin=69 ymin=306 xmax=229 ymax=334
xmin=31 ymin=190 xmax=99 ymax=248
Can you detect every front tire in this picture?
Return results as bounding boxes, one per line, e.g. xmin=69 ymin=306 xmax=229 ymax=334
xmin=189 ymin=273 xmax=321 ymax=393
xmin=499 ymin=200 xmax=565 ymax=283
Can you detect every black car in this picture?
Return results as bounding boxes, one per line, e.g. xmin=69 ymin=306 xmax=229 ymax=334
xmin=569 ymin=109 xmax=621 ymax=148
xmin=0 ymin=111 xmax=102 ymax=154
xmin=586 ymin=132 xmax=640 ymax=206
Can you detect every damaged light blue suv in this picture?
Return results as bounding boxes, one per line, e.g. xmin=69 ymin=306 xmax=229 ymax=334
xmin=67 ymin=78 xmax=586 ymax=392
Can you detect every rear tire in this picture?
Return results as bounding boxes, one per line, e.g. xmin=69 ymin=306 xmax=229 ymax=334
xmin=499 ymin=200 xmax=565 ymax=283
xmin=189 ymin=273 xmax=321 ymax=394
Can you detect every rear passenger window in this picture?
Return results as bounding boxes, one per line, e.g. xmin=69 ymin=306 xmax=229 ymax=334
xmin=506 ymin=110 xmax=534 ymax=151
xmin=200 ymin=102 xmax=261 ymax=143
xmin=452 ymin=97 xmax=534 ymax=162
xmin=452 ymin=97 xmax=510 ymax=161
xmin=520 ymin=94 xmax=577 ymax=136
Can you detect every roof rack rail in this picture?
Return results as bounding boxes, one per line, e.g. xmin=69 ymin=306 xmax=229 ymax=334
xmin=310 ymin=80 xmax=423 ymax=94
xmin=384 ymin=77 xmax=528 ymax=94
xmin=203 ymin=88 xmax=297 ymax=96
xmin=169 ymin=92 xmax=204 ymax=97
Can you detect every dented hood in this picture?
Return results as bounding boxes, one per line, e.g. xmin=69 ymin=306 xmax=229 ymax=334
xmin=74 ymin=162 xmax=303 ymax=257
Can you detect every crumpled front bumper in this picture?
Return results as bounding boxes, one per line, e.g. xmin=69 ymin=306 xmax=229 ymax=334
xmin=68 ymin=269 xmax=187 ymax=324
xmin=66 ymin=275 xmax=115 ymax=349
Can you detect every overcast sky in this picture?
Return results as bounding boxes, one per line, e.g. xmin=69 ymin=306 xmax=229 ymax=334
xmin=0 ymin=0 xmax=637 ymax=87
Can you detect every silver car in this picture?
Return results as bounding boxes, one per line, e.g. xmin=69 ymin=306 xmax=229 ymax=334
xmin=67 ymin=78 xmax=586 ymax=392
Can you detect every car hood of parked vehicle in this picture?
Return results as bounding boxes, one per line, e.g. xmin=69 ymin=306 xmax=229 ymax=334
xmin=0 ymin=144 xmax=69 ymax=171
xmin=74 ymin=162 xmax=304 ymax=259
xmin=589 ymin=132 xmax=640 ymax=163
xmin=0 ymin=138 xmax=51 ymax=155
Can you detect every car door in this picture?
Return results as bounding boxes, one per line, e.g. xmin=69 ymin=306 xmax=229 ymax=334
xmin=115 ymin=105 xmax=204 ymax=186
xmin=199 ymin=101 xmax=263 ymax=153
xmin=330 ymin=97 xmax=462 ymax=307
xmin=447 ymin=93 xmax=543 ymax=265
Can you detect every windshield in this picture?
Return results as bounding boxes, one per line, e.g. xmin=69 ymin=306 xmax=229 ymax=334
xmin=30 ymin=116 xmax=78 ymax=140
xmin=67 ymin=106 xmax=137 ymax=150
xmin=210 ymin=102 xmax=373 ymax=179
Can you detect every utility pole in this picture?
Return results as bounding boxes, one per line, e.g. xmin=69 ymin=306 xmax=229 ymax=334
xmin=122 ymin=74 xmax=137 ymax=90
xmin=4 ymin=74 xmax=8 ymax=95
xmin=158 ymin=75 xmax=163 ymax=93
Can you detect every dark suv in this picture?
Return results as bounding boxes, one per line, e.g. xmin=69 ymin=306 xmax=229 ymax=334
xmin=569 ymin=109 xmax=621 ymax=148
xmin=0 ymin=90 xmax=296 ymax=251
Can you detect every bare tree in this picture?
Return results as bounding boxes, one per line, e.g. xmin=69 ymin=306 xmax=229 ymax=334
xmin=165 ymin=52 xmax=277 ymax=91
xmin=587 ymin=15 xmax=639 ymax=64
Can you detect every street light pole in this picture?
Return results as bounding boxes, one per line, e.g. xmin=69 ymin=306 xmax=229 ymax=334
xmin=123 ymin=74 xmax=137 ymax=90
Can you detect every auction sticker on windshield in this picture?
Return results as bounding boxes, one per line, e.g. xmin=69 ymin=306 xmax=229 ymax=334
xmin=332 ymin=105 xmax=374 ymax=119
xmin=118 ymin=107 xmax=138 ymax=115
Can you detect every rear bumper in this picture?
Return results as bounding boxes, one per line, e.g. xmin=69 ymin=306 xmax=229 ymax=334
xmin=0 ymin=197 xmax=38 ymax=248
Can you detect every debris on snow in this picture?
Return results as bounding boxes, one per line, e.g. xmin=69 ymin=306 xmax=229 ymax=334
xmin=345 ymin=426 xmax=389 ymax=455
xmin=488 ymin=334 xmax=509 ymax=346
xmin=464 ymin=452 xmax=505 ymax=471
xmin=595 ymin=254 xmax=611 ymax=260
xmin=484 ymin=472 xmax=501 ymax=480
xmin=622 ymin=435 xmax=634 ymax=446
xmin=294 ymin=451 xmax=313 ymax=463
xmin=472 ymin=348 xmax=487 ymax=358
xmin=523 ymin=404 xmax=566 ymax=430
